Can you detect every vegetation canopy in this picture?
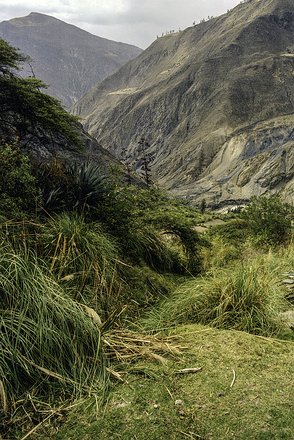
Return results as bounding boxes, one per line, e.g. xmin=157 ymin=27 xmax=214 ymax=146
xmin=0 ymin=38 xmax=81 ymax=147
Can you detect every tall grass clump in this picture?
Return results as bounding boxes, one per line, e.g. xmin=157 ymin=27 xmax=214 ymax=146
xmin=201 ymin=235 xmax=240 ymax=271
xmin=144 ymin=257 xmax=289 ymax=336
xmin=0 ymin=242 xmax=106 ymax=420
xmin=125 ymin=225 xmax=181 ymax=272
xmin=95 ymin=184 xmax=204 ymax=275
xmin=42 ymin=212 xmax=121 ymax=317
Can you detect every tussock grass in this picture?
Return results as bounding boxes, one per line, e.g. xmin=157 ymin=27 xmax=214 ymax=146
xmin=275 ymin=239 xmax=294 ymax=269
xmin=201 ymin=235 xmax=239 ymax=270
xmin=119 ymin=223 xmax=185 ymax=274
xmin=143 ymin=256 xmax=289 ymax=336
xmin=42 ymin=213 xmax=122 ymax=317
xmin=45 ymin=212 xmax=118 ymax=280
xmin=0 ymin=242 xmax=106 ymax=421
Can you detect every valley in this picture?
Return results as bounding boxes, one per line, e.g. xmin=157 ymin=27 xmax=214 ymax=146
xmin=72 ymin=0 xmax=294 ymax=207
xmin=0 ymin=1 xmax=294 ymax=439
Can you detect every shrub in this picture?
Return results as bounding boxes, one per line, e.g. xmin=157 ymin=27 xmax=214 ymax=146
xmin=0 ymin=144 xmax=41 ymax=218
xmin=151 ymin=213 xmax=204 ymax=274
xmin=35 ymin=160 xmax=108 ymax=214
xmin=96 ymin=185 xmax=204 ymax=274
xmin=242 ymin=195 xmax=292 ymax=245
xmin=66 ymin=161 xmax=107 ymax=212
xmin=208 ymin=218 xmax=250 ymax=243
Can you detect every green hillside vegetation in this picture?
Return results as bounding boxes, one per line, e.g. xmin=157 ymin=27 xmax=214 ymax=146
xmin=0 ymin=39 xmax=81 ymax=147
xmin=0 ymin=39 xmax=294 ymax=439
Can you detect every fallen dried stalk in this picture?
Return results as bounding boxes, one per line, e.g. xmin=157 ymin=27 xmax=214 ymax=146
xmin=230 ymin=369 xmax=236 ymax=388
xmin=104 ymin=329 xmax=182 ymax=365
xmin=176 ymin=367 xmax=203 ymax=374
xmin=0 ymin=380 xmax=8 ymax=415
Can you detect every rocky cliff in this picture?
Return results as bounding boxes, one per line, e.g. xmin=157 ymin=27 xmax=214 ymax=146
xmin=0 ymin=13 xmax=142 ymax=108
xmin=73 ymin=0 xmax=294 ymax=207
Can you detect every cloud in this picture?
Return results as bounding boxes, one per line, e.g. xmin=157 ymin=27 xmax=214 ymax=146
xmin=0 ymin=0 xmax=241 ymax=47
xmin=0 ymin=0 xmax=126 ymax=22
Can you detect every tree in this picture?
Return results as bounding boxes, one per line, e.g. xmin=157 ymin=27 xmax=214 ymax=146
xmin=0 ymin=39 xmax=81 ymax=147
xmin=0 ymin=39 xmax=25 ymax=74
xmin=138 ymin=137 xmax=153 ymax=186
xmin=200 ymin=198 xmax=207 ymax=214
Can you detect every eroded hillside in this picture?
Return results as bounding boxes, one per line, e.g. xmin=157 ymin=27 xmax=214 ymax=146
xmin=73 ymin=0 xmax=294 ymax=207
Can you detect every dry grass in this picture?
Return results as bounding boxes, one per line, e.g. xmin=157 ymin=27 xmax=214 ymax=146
xmin=104 ymin=329 xmax=182 ymax=366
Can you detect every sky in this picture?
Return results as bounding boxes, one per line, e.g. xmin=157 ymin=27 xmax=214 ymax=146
xmin=0 ymin=0 xmax=241 ymax=48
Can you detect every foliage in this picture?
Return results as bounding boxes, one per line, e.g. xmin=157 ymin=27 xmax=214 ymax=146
xmin=0 ymin=39 xmax=26 ymax=74
xmin=66 ymin=161 xmax=107 ymax=211
xmin=0 ymin=144 xmax=40 ymax=218
xmin=0 ymin=241 xmax=106 ymax=428
xmin=0 ymin=38 xmax=81 ymax=146
xmin=242 ymin=195 xmax=292 ymax=245
xmin=35 ymin=159 xmax=108 ymax=214
xmin=147 ymin=211 xmax=205 ymax=274
xmin=125 ymin=225 xmax=180 ymax=271
xmin=34 ymin=158 xmax=73 ymax=212
xmin=2 ymin=51 xmax=293 ymax=438
xmin=201 ymin=235 xmax=240 ymax=271
xmin=41 ymin=212 xmax=121 ymax=319
xmin=119 ymin=265 xmax=177 ymax=318
xmin=96 ymin=185 xmax=204 ymax=274
xmin=143 ymin=256 xmax=289 ymax=336
xmin=0 ymin=216 xmax=178 ymax=325
xmin=207 ymin=218 xmax=250 ymax=243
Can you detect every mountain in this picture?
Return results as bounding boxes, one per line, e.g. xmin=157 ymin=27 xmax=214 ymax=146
xmin=0 ymin=12 xmax=142 ymax=108
xmin=73 ymin=0 xmax=294 ymax=208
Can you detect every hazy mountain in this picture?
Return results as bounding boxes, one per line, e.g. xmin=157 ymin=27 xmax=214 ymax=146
xmin=73 ymin=0 xmax=294 ymax=208
xmin=0 ymin=12 xmax=142 ymax=108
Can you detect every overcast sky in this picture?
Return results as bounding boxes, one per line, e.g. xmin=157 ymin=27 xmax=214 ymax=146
xmin=0 ymin=0 xmax=241 ymax=48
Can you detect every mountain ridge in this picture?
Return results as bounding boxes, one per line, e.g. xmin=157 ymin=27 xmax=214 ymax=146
xmin=0 ymin=12 xmax=142 ymax=108
xmin=73 ymin=0 xmax=294 ymax=207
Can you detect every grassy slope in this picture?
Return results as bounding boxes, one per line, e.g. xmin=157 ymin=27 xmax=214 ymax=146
xmin=55 ymin=324 xmax=294 ymax=440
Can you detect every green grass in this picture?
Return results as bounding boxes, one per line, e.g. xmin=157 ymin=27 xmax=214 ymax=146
xmin=0 ymin=183 xmax=292 ymax=439
xmin=0 ymin=241 xmax=107 ymax=434
xmin=143 ymin=256 xmax=290 ymax=336
xmin=201 ymin=235 xmax=240 ymax=270
xmin=42 ymin=212 xmax=122 ymax=319
xmin=54 ymin=324 xmax=294 ymax=440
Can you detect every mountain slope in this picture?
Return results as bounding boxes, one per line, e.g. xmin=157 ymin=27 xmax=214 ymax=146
xmin=0 ymin=13 xmax=142 ymax=108
xmin=73 ymin=0 xmax=294 ymax=207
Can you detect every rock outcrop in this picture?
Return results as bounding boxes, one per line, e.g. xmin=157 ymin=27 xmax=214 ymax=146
xmin=73 ymin=0 xmax=294 ymax=207
xmin=0 ymin=13 xmax=142 ymax=108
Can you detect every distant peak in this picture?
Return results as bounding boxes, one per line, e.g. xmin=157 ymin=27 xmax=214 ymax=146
xmin=27 ymin=12 xmax=59 ymax=21
xmin=6 ymin=11 xmax=61 ymax=26
xmin=28 ymin=12 xmax=45 ymax=16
